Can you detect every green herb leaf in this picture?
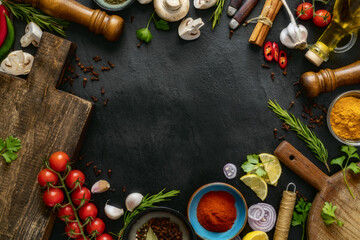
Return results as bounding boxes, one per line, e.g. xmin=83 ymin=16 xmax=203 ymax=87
xmin=347 ymin=162 xmax=360 ymax=174
xmin=291 ymin=212 xmax=302 ymax=226
xmin=331 ymin=156 xmax=346 ymax=168
xmin=210 ymin=0 xmax=225 ymax=29
xmin=0 ymin=136 xmax=21 ymax=164
xmin=136 ymin=28 xmax=153 ymax=43
xmin=153 ymin=18 xmax=169 ymax=31
xmin=255 ymin=167 xmax=267 ymax=177
xmin=241 ymin=154 xmax=267 ymax=177
xmin=321 ymin=202 xmax=343 ymax=226
xmin=292 ymin=197 xmax=312 ymax=240
xmin=247 ymin=154 xmax=259 ymax=164
xmin=146 ymin=227 xmax=158 ymax=240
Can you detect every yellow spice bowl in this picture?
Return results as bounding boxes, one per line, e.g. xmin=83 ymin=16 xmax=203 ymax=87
xmin=327 ymin=90 xmax=360 ymax=146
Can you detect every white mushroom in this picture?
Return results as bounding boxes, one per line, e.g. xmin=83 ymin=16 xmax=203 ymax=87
xmin=20 ymin=22 xmax=43 ymax=48
xmin=154 ymin=0 xmax=190 ymax=22
xmin=0 ymin=50 xmax=34 ymax=76
xmin=138 ymin=0 xmax=153 ymax=4
xmin=178 ymin=17 xmax=204 ymax=40
xmin=193 ymin=0 xmax=216 ymax=9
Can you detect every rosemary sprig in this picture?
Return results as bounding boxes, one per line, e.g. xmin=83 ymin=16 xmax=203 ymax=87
xmin=2 ymin=0 xmax=69 ymax=36
xmin=116 ymin=189 xmax=180 ymax=240
xmin=268 ymin=99 xmax=329 ymax=172
xmin=210 ymin=0 xmax=225 ymax=29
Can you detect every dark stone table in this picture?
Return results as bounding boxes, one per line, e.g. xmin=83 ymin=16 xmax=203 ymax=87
xmin=12 ymin=0 xmax=360 ymax=239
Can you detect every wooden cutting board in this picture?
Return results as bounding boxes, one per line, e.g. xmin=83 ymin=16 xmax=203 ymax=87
xmin=274 ymin=141 xmax=360 ymax=240
xmin=0 ymin=32 xmax=93 ymax=240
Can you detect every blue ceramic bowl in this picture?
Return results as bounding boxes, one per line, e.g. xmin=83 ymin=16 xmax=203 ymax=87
xmin=187 ymin=182 xmax=248 ymax=240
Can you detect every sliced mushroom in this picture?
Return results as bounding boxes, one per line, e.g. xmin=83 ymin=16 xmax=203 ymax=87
xmin=178 ymin=17 xmax=204 ymax=40
xmin=154 ymin=0 xmax=190 ymax=22
xmin=20 ymin=22 xmax=43 ymax=48
xmin=193 ymin=0 xmax=216 ymax=9
xmin=138 ymin=0 xmax=153 ymax=4
xmin=0 ymin=50 xmax=34 ymax=76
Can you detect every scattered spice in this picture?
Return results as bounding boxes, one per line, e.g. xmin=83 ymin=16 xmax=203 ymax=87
xmin=86 ymin=161 xmax=94 ymax=167
xmin=307 ymin=124 xmax=315 ymax=129
xmin=70 ymin=78 xmax=73 ymax=87
xmin=93 ymin=56 xmax=102 ymax=62
xmin=91 ymin=76 xmax=99 ymax=81
xmin=136 ymin=217 xmax=182 ymax=240
xmin=288 ymin=101 xmax=294 ymax=110
xmin=271 ymin=72 xmax=275 ymax=81
xmin=261 ymin=63 xmax=270 ymax=69
xmin=83 ymin=77 xmax=87 ymax=87
xmin=282 ymin=67 xmax=287 ymax=76
xmin=78 ymin=154 xmax=86 ymax=161
xmin=91 ymin=96 xmax=98 ymax=103
xmin=295 ymin=90 xmax=302 ymax=98
xmin=101 ymin=66 xmax=110 ymax=71
xmin=137 ymin=42 xmax=142 ymax=48
xmin=229 ymin=30 xmax=234 ymax=39
xmin=101 ymin=87 xmax=105 ymax=95
xmin=75 ymin=56 xmax=79 ymax=62
xmin=301 ymin=113 xmax=307 ymax=119
xmin=80 ymin=65 xmax=85 ymax=69
xmin=278 ymin=135 xmax=285 ymax=140
xmin=108 ymin=169 xmax=112 ymax=178
xmin=197 ymin=191 xmax=236 ymax=232
xmin=273 ymin=128 xmax=278 ymax=139
xmin=123 ymin=185 xmax=126 ymax=193
xmin=70 ymin=66 xmax=76 ymax=73
xmin=96 ymin=169 xmax=102 ymax=176
xmin=107 ymin=61 xmax=115 ymax=68
xmin=282 ymin=122 xmax=290 ymax=131
xmin=72 ymin=73 xmax=79 ymax=79
xmin=293 ymin=81 xmax=300 ymax=86
xmin=77 ymin=62 xmax=81 ymax=66
xmin=295 ymin=191 xmax=308 ymax=202
xmin=91 ymin=71 xmax=99 ymax=77
xmin=104 ymin=98 xmax=109 ymax=106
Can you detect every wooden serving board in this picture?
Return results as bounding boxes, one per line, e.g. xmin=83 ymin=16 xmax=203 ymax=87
xmin=274 ymin=141 xmax=360 ymax=240
xmin=0 ymin=33 xmax=93 ymax=240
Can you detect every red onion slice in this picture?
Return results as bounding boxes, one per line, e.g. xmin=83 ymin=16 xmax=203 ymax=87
xmin=223 ymin=163 xmax=237 ymax=179
xmin=248 ymin=203 xmax=276 ymax=232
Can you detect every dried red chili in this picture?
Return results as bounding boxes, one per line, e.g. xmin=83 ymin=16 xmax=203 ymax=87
xmin=197 ymin=191 xmax=236 ymax=232
xmin=279 ymin=50 xmax=288 ymax=69
xmin=263 ymin=41 xmax=273 ymax=61
xmin=273 ymin=42 xmax=279 ymax=62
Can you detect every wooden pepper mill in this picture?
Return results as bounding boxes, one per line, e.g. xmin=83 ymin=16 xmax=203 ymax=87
xmin=300 ymin=60 xmax=360 ymax=98
xmin=15 ymin=0 xmax=125 ymax=41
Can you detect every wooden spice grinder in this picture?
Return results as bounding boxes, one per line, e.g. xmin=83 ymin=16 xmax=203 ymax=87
xmin=14 ymin=0 xmax=125 ymax=41
xmin=300 ymin=60 xmax=360 ymax=98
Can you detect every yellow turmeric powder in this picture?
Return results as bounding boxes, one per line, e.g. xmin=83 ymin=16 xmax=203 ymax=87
xmin=330 ymin=96 xmax=360 ymax=140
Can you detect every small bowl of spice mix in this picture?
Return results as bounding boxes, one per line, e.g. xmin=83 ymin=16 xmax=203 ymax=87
xmin=187 ymin=182 xmax=248 ymax=240
xmin=328 ymin=90 xmax=360 ymax=146
xmin=93 ymin=0 xmax=135 ymax=11
xmin=123 ymin=206 xmax=196 ymax=240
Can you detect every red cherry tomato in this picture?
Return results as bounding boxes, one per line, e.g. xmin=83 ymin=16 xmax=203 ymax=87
xmin=272 ymin=42 xmax=279 ymax=62
xmin=278 ymin=50 xmax=288 ymax=69
xmin=65 ymin=222 xmax=82 ymax=239
xmin=57 ymin=204 xmax=75 ymax=221
xmin=37 ymin=168 xmax=58 ymax=187
xmin=65 ymin=170 xmax=85 ymax=189
xmin=86 ymin=218 xmax=105 ymax=236
xmin=263 ymin=41 xmax=273 ymax=61
xmin=49 ymin=152 xmax=69 ymax=172
xmin=313 ymin=10 xmax=331 ymax=27
xmin=43 ymin=187 xmax=64 ymax=207
xmin=79 ymin=202 xmax=98 ymax=221
xmin=97 ymin=233 xmax=113 ymax=240
xmin=71 ymin=187 xmax=91 ymax=206
xmin=296 ymin=2 xmax=313 ymax=20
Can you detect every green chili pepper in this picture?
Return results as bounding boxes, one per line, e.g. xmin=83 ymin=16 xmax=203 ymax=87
xmin=0 ymin=15 xmax=15 ymax=62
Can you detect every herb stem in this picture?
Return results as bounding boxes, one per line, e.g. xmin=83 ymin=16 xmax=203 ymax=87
xmin=147 ymin=12 xmax=155 ymax=29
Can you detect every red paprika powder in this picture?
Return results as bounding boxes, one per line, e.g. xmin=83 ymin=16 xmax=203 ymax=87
xmin=197 ymin=191 xmax=237 ymax=232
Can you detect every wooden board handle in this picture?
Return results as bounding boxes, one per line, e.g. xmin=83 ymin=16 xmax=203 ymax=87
xmin=300 ymin=60 xmax=360 ymax=98
xmin=274 ymin=141 xmax=329 ymax=192
xmin=14 ymin=0 xmax=125 ymax=41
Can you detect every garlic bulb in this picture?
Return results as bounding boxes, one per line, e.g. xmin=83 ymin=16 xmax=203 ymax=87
xmin=104 ymin=200 xmax=124 ymax=220
xmin=125 ymin=193 xmax=144 ymax=212
xmin=91 ymin=180 xmax=110 ymax=193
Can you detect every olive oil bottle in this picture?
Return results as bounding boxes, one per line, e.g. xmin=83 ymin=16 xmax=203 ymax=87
xmin=306 ymin=0 xmax=360 ymax=66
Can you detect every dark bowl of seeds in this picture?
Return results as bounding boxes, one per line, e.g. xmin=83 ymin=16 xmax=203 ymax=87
xmin=123 ymin=207 xmax=196 ymax=240
xmin=93 ymin=0 xmax=135 ymax=11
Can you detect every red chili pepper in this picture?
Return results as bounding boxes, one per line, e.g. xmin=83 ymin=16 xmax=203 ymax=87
xmin=279 ymin=50 xmax=288 ymax=69
xmin=0 ymin=5 xmax=9 ymax=48
xmin=273 ymin=42 xmax=279 ymax=62
xmin=263 ymin=41 xmax=273 ymax=62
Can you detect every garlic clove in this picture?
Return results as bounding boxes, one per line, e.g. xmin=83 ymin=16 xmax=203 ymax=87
xmin=91 ymin=180 xmax=110 ymax=193
xmin=104 ymin=200 xmax=124 ymax=220
xmin=125 ymin=192 xmax=144 ymax=212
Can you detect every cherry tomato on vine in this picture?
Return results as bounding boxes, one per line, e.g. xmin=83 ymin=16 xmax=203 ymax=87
xmin=272 ymin=42 xmax=279 ymax=62
xmin=43 ymin=187 xmax=64 ymax=207
xmin=49 ymin=152 xmax=69 ymax=172
xmin=263 ymin=41 xmax=273 ymax=61
xmin=65 ymin=222 xmax=82 ymax=239
xmin=71 ymin=187 xmax=91 ymax=206
xmin=296 ymin=2 xmax=313 ymax=20
xmin=65 ymin=170 xmax=85 ymax=189
xmin=79 ymin=202 xmax=98 ymax=221
xmin=313 ymin=10 xmax=331 ymax=27
xmin=86 ymin=218 xmax=105 ymax=236
xmin=278 ymin=50 xmax=288 ymax=69
xmin=57 ymin=204 xmax=75 ymax=221
xmin=37 ymin=168 xmax=58 ymax=187
xmin=97 ymin=233 xmax=113 ymax=240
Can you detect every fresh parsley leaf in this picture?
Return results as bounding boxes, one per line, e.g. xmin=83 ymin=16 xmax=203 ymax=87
xmin=153 ymin=18 xmax=169 ymax=31
xmin=241 ymin=161 xmax=256 ymax=172
xmin=136 ymin=28 xmax=152 ymax=43
xmin=330 ymin=156 xmax=345 ymax=168
xmin=291 ymin=212 xmax=302 ymax=226
xmin=347 ymin=162 xmax=360 ymax=174
xmin=0 ymin=136 xmax=21 ymax=164
xmin=321 ymin=202 xmax=343 ymax=227
xmin=341 ymin=145 xmax=359 ymax=159
xmin=292 ymin=198 xmax=312 ymax=240
xmin=241 ymin=154 xmax=267 ymax=177
xmin=255 ymin=167 xmax=267 ymax=177
xmin=247 ymin=154 xmax=259 ymax=164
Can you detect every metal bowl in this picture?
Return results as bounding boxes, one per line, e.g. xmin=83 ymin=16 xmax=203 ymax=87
xmin=187 ymin=182 xmax=248 ymax=240
xmin=123 ymin=206 xmax=196 ymax=240
xmin=327 ymin=90 xmax=360 ymax=146
xmin=93 ymin=0 xmax=136 ymax=11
